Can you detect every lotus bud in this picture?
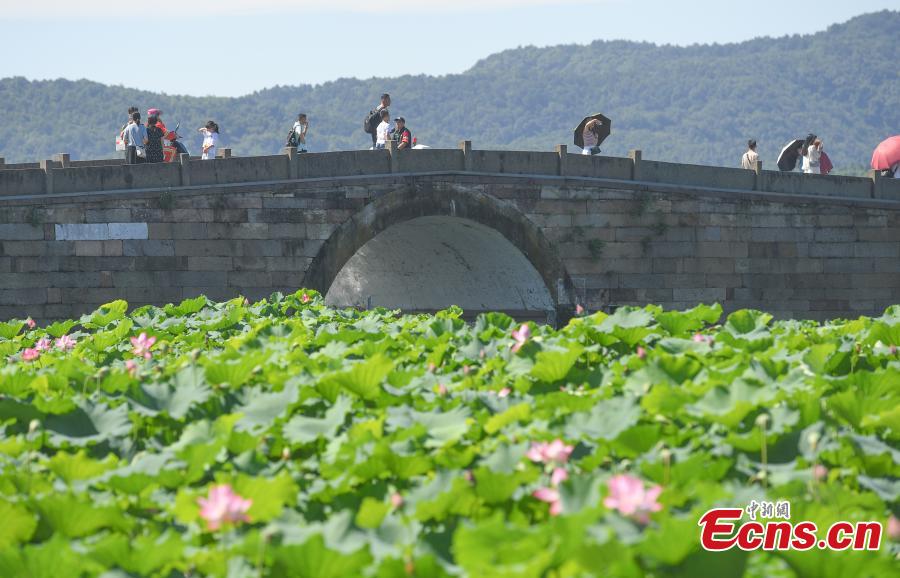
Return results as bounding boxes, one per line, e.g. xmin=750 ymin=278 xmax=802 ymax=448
xmin=755 ymin=413 xmax=770 ymax=428
xmin=807 ymin=431 xmax=821 ymax=450
xmin=281 ymin=447 xmax=291 ymax=461
xmin=28 ymin=419 xmax=41 ymax=434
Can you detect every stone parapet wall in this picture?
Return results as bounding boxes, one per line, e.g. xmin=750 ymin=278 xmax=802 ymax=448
xmin=2 ymin=144 xmax=899 ymax=201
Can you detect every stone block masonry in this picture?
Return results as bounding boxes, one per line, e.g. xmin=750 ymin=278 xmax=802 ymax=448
xmin=1 ymin=146 xmax=899 ymax=323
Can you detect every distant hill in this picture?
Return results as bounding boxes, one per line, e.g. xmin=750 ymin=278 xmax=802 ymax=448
xmin=1 ymin=11 xmax=898 ymax=173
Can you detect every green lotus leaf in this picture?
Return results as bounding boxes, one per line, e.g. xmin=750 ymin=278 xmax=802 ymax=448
xmin=0 ymin=499 xmax=37 ymax=549
xmin=530 ymin=346 xmax=583 ymax=383
xmin=36 ymin=493 xmax=133 ymax=538
xmin=283 ymin=395 xmax=353 ymax=444
xmin=83 ymin=300 xmax=129 ymax=329
xmin=318 ymin=354 xmax=393 ymax=401
xmin=565 ymin=396 xmax=640 ymax=441
xmin=234 ymin=382 xmax=299 ymax=434
xmin=0 ymin=320 xmax=25 ymax=340
xmin=44 ymin=400 xmax=131 ymax=447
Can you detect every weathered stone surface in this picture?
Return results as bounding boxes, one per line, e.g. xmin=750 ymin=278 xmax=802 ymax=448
xmin=0 ymin=165 xmax=897 ymax=321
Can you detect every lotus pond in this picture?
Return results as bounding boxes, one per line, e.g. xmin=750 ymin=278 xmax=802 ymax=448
xmin=0 ymin=291 xmax=898 ymax=577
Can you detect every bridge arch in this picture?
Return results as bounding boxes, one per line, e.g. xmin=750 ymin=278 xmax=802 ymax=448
xmin=303 ymin=184 xmax=576 ymax=322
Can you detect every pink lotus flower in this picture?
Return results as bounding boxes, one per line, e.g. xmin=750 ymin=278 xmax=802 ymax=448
xmin=890 ymin=345 xmax=898 ymax=356
xmin=35 ymin=337 xmax=52 ymax=352
xmin=533 ymin=487 xmax=562 ymax=516
xmin=301 ymin=293 xmax=310 ymax=304
xmin=813 ymin=464 xmax=828 ymax=481
xmin=462 ymin=365 xmax=471 ymax=375
xmin=437 ymin=383 xmax=448 ymax=395
xmin=130 ymin=333 xmax=157 ymax=360
xmin=551 ymin=467 xmax=568 ymax=487
xmin=511 ymin=324 xmax=531 ymax=353
xmin=575 ymin=304 xmax=585 ymax=316
xmin=692 ymin=333 xmax=712 ymax=344
xmin=390 ymin=493 xmax=404 ymax=509
xmin=889 ymin=515 xmax=900 ymax=541
xmin=197 ymin=484 xmax=252 ymax=531
xmin=55 ymin=335 xmax=76 ymax=350
xmin=527 ymin=439 xmax=574 ymax=465
xmin=21 ymin=348 xmax=40 ymax=362
xmin=125 ymin=359 xmax=138 ymax=377
xmin=603 ymin=474 xmax=662 ymax=524
xmin=636 ymin=346 xmax=647 ymax=359
xmin=497 ymin=387 xmax=511 ymax=398
xmin=26 ymin=318 xmax=36 ymax=329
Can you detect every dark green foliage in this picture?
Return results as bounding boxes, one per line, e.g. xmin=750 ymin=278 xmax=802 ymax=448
xmin=0 ymin=12 xmax=897 ymax=174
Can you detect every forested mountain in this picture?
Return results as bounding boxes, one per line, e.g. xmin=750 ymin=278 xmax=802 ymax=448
xmin=1 ymin=11 xmax=897 ymax=172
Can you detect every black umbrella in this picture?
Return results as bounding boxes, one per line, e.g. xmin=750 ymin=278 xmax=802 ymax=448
xmin=777 ymin=138 xmax=804 ymax=171
xmin=574 ymin=113 xmax=611 ymax=149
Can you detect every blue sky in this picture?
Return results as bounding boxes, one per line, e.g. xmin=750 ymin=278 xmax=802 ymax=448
xmin=1 ymin=0 xmax=895 ymax=97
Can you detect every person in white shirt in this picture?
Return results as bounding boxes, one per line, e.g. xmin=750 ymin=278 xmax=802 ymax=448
xmin=198 ymin=120 xmax=219 ymax=160
xmin=581 ymin=119 xmax=603 ymax=155
xmin=741 ymin=139 xmax=759 ymax=170
xmin=375 ymin=110 xmax=392 ymax=149
xmin=802 ymin=138 xmax=823 ymax=174
xmin=292 ymin=113 xmax=309 ymax=153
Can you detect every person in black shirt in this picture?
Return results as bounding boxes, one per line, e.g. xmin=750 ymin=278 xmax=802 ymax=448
xmin=392 ymin=117 xmax=411 ymax=150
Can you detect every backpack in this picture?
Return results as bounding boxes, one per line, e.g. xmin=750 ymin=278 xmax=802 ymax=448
xmin=364 ymin=109 xmax=382 ymax=134
xmin=286 ymin=127 xmax=298 ymax=147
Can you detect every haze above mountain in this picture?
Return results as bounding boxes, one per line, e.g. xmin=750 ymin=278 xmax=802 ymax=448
xmin=0 ymin=10 xmax=897 ymax=171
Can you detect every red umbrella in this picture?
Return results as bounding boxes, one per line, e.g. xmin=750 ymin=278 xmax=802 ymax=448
xmin=871 ymin=135 xmax=900 ymax=170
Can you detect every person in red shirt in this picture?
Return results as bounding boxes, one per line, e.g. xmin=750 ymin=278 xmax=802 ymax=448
xmin=147 ymin=108 xmax=177 ymax=142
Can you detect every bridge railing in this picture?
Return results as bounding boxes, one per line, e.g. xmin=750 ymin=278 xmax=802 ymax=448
xmin=0 ymin=143 xmax=898 ymax=202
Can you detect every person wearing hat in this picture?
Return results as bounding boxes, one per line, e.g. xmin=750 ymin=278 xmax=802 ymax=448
xmin=392 ymin=117 xmax=412 ymax=150
xmin=147 ymin=108 xmax=176 ymax=143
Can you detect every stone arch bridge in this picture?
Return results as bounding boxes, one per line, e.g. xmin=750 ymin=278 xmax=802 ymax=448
xmin=1 ymin=143 xmax=899 ymax=323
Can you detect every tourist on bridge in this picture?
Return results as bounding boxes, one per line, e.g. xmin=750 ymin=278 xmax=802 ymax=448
xmin=291 ymin=113 xmax=309 ymax=153
xmin=145 ymin=115 xmax=166 ymax=164
xmin=146 ymin=109 xmax=177 ymax=144
xmin=123 ymin=111 xmax=148 ymax=165
xmin=375 ymin=110 xmax=392 ymax=150
xmin=117 ymin=106 xmax=138 ymax=153
xmin=581 ymin=119 xmax=604 ymax=155
xmin=573 ymin=114 xmax=610 ymax=156
xmin=199 ymin=121 xmax=219 ymax=160
xmin=741 ymin=139 xmax=759 ymax=170
xmin=802 ymin=138 xmax=824 ymax=174
xmin=392 ymin=117 xmax=412 ymax=150
xmin=365 ymin=93 xmax=391 ymax=148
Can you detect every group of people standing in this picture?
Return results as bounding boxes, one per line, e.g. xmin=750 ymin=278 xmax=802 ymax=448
xmin=285 ymin=93 xmax=414 ymax=154
xmin=119 ymin=107 xmax=219 ymax=164
xmin=363 ymin=94 xmax=412 ymax=151
xmin=741 ymin=134 xmax=831 ymax=175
